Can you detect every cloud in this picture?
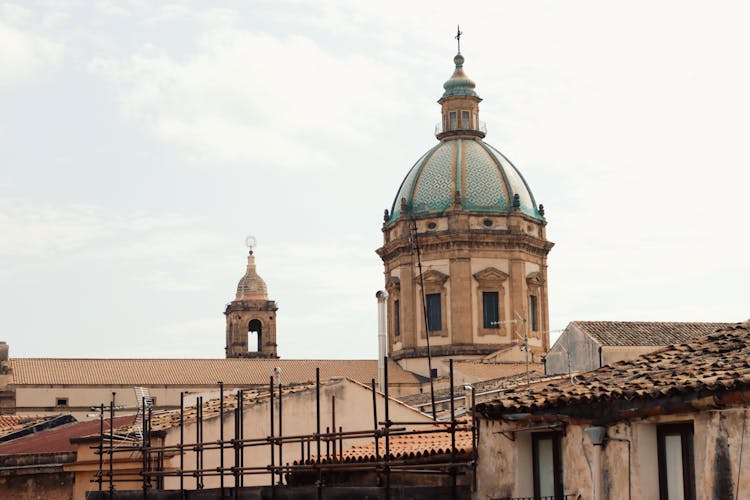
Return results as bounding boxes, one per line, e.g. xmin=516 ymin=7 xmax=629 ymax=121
xmin=95 ymin=0 xmax=132 ymax=17
xmin=0 ymin=4 xmax=62 ymax=86
xmin=130 ymin=271 xmax=210 ymax=292
xmin=90 ymin=26 xmax=405 ymax=168
xmin=0 ymin=200 xmax=106 ymax=255
xmin=158 ymin=317 xmax=222 ymax=336
xmin=0 ymin=199 xmax=213 ymax=259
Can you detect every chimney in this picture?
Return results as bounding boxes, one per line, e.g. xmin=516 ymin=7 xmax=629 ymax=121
xmin=375 ymin=290 xmax=388 ymax=392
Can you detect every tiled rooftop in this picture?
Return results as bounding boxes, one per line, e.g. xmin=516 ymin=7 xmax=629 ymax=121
xmin=8 ymin=358 xmax=418 ymax=386
xmin=0 ymin=416 xmax=134 ymax=455
xmin=0 ymin=415 xmax=56 ymax=438
xmin=300 ymin=420 xmax=473 ymax=464
xmin=572 ymin=320 xmax=730 ymax=346
xmin=478 ymin=320 xmax=750 ymax=417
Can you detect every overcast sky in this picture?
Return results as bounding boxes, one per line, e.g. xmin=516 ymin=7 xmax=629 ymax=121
xmin=1 ymin=1 xmax=748 ymax=359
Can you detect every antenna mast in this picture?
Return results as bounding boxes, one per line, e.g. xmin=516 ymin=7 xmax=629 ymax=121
xmin=410 ymin=219 xmax=437 ymax=420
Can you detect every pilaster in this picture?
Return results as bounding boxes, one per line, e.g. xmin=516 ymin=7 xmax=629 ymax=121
xmin=449 ymin=257 xmax=472 ymax=345
xmin=509 ymin=259 xmax=527 ymax=341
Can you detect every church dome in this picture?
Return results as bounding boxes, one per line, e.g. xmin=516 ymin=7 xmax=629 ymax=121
xmin=388 ymin=50 xmax=542 ymax=224
xmin=388 ymin=138 xmax=542 ymax=222
xmin=236 ymin=251 xmax=268 ymax=300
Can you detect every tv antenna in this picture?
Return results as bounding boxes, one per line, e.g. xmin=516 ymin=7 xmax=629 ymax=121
xmin=409 ymin=219 xmax=437 ymax=421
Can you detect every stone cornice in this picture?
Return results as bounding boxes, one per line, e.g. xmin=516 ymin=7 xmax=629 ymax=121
xmin=377 ymin=232 xmax=554 ymax=262
xmin=391 ymin=344 xmax=504 ymax=360
xmin=224 ymin=300 xmax=278 ymax=314
xmin=383 ymin=210 xmax=548 ymax=230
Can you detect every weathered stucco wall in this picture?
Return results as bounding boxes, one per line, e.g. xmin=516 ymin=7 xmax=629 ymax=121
xmin=164 ymin=380 xmax=431 ymax=490
xmin=0 ymin=470 xmax=74 ymax=500
xmin=476 ymin=407 xmax=750 ymax=500
xmin=546 ymin=325 xmax=600 ymax=375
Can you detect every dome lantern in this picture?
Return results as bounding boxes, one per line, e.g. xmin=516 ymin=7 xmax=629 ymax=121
xmin=436 ymin=52 xmax=486 ymax=140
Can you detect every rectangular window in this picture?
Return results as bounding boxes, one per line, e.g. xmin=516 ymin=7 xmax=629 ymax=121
xmin=56 ymin=398 xmax=69 ymax=407
xmin=482 ymin=291 xmax=500 ymax=329
xmin=658 ymin=423 xmax=696 ymax=500
xmin=426 ymin=293 xmax=442 ymax=331
xmin=394 ymin=299 xmax=400 ymax=337
xmin=449 ymin=112 xmax=457 ymax=130
xmin=529 ymin=295 xmax=538 ymax=332
xmin=532 ymin=432 xmax=563 ymax=499
xmin=461 ymin=111 xmax=470 ymax=129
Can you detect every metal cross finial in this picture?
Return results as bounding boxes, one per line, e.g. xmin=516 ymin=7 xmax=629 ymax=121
xmin=455 ymin=25 xmax=463 ymax=54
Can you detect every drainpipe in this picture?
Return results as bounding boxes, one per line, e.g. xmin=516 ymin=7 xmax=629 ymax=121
xmin=376 ymin=290 xmax=388 ymax=392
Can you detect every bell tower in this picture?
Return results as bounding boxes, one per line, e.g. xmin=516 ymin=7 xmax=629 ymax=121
xmin=224 ymin=246 xmax=279 ymax=358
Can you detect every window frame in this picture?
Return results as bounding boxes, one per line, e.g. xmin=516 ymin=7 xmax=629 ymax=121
xmin=56 ymin=397 xmax=69 ymax=407
xmin=482 ymin=291 xmax=500 ymax=329
xmin=394 ymin=299 xmax=401 ymax=337
xmin=426 ymin=293 xmax=442 ymax=332
xmin=657 ymin=422 xmax=696 ymax=500
xmin=416 ymin=269 xmax=449 ymax=338
xmin=474 ymin=267 xmax=509 ymax=337
xmin=529 ymin=294 xmax=539 ymax=332
xmin=532 ymin=431 xmax=564 ymax=499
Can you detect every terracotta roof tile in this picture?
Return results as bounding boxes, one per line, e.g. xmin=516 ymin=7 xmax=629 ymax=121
xmin=8 ymin=358 xmax=418 ymax=387
xmin=478 ymin=320 xmax=750 ymax=417
xmin=299 ymin=420 xmax=473 ymax=464
xmin=571 ymin=320 xmax=730 ymax=346
xmin=0 ymin=415 xmax=54 ymax=438
xmin=0 ymin=416 xmax=134 ymax=455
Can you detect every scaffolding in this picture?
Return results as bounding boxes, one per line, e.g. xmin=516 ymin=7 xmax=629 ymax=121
xmin=90 ymin=358 xmax=477 ymax=499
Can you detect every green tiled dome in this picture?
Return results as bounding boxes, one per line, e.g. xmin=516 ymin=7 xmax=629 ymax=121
xmin=389 ymin=138 xmax=542 ymax=222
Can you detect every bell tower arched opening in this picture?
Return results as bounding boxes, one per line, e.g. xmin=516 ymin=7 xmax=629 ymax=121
xmin=248 ymin=319 xmax=262 ymax=352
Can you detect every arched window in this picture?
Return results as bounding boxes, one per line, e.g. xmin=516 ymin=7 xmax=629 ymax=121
xmin=248 ymin=319 xmax=262 ymax=352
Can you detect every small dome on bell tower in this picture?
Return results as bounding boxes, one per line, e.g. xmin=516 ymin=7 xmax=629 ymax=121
xmin=236 ymin=251 xmax=268 ymax=300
